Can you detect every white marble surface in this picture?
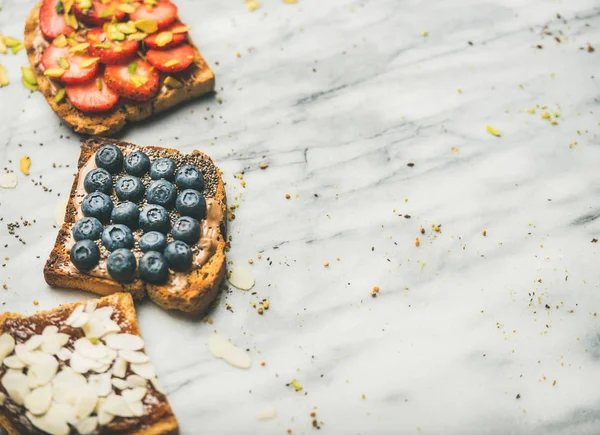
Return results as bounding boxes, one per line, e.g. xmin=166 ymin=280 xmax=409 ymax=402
xmin=2 ymin=0 xmax=600 ymax=433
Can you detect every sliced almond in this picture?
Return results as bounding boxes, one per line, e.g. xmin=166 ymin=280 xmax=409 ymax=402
xmin=98 ymin=348 xmax=117 ymax=366
xmin=71 ymin=311 xmax=90 ymax=328
xmin=65 ymin=305 xmax=85 ymax=326
xmin=85 ymin=300 xmax=98 ymax=313
xmin=88 ymin=373 xmax=112 ymax=397
xmin=27 ymin=358 xmax=59 ymax=388
xmin=42 ymin=326 xmax=59 ymax=336
xmin=118 ymin=349 xmax=149 ymax=364
xmin=122 ymin=387 xmax=146 ymax=403
xmin=0 ymin=333 xmax=15 ymax=360
xmin=97 ymin=409 xmax=114 ymax=425
xmin=101 ymin=394 xmax=135 ymax=417
xmin=126 ymin=374 xmax=147 ymax=388
xmin=76 ymin=416 xmax=98 ymax=435
xmin=41 ymin=333 xmax=70 ymax=355
xmin=256 ymin=406 xmax=277 ymax=420
xmin=74 ymin=338 xmax=108 ymax=361
xmin=130 ymin=362 xmax=156 ymax=380
xmin=0 ymin=172 xmax=17 ymax=188
xmin=69 ymin=351 xmax=100 ymax=374
xmin=56 ymin=348 xmax=72 ymax=361
xmin=82 ymin=317 xmax=119 ymax=339
xmin=111 ymin=377 xmax=129 ymax=390
xmin=27 ymin=404 xmax=72 ymax=435
xmin=104 ymin=333 xmax=144 ymax=351
xmin=2 ymin=369 xmax=30 ymax=405
xmin=75 ymin=385 xmax=98 ymax=419
xmin=26 ymin=335 xmax=44 ymax=351
xmin=3 ymin=355 xmax=25 ymax=369
xmin=111 ymin=357 xmax=127 ymax=378
xmin=24 ymin=384 xmax=53 ymax=415
xmin=227 ymin=266 xmax=255 ymax=290
xmin=16 ymin=344 xmax=57 ymax=367
xmin=126 ymin=399 xmax=144 ymax=417
xmin=208 ymin=334 xmax=252 ymax=369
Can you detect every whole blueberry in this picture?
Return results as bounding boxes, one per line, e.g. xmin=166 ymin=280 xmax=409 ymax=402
xmin=139 ymin=205 xmax=170 ymax=233
xmin=176 ymin=189 xmax=206 ymax=220
xmin=139 ymin=231 xmax=167 ymax=253
xmin=175 ymin=165 xmax=204 ymax=191
xmin=171 ymin=216 xmax=200 ymax=245
xmin=149 ymin=158 xmax=176 ymax=181
xmin=101 ymin=224 xmax=134 ymax=251
xmin=83 ymin=168 xmax=113 ymax=194
xmin=146 ymin=179 xmax=176 ymax=209
xmin=107 ymin=248 xmax=137 ymax=282
xmin=95 ymin=144 xmax=123 ymax=174
xmin=72 ymin=217 xmax=103 ymax=241
xmin=164 ymin=240 xmax=192 ymax=272
xmin=124 ymin=151 xmax=150 ymax=177
xmin=139 ymin=251 xmax=168 ymax=284
xmin=111 ymin=201 xmax=139 ymax=229
xmin=115 ymin=176 xmax=145 ymax=203
xmin=81 ymin=191 xmax=113 ymax=223
xmin=70 ymin=239 xmax=100 ymax=272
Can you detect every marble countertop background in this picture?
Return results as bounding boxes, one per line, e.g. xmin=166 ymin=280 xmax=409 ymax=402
xmin=1 ymin=0 xmax=600 ymax=434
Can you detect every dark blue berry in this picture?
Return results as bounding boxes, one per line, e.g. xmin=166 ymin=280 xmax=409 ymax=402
xmin=139 ymin=205 xmax=170 ymax=233
xmin=83 ymin=168 xmax=113 ymax=194
xmin=95 ymin=144 xmax=123 ymax=174
xmin=111 ymin=201 xmax=139 ymax=229
xmin=139 ymin=251 xmax=168 ymax=284
xmin=164 ymin=241 xmax=192 ymax=272
xmin=70 ymin=239 xmax=100 ymax=271
xmin=175 ymin=165 xmax=204 ymax=191
xmin=107 ymin=248 xmax=137 ymax=282
xmin=124 ymin=151 xmax=150 ymax=177
xmin=101 ymin=224 xmax=134 ymax=251
xmin=171 ymin=216 xmax=200 ymax=244
xmin=115 ymin=176 xmax=145 ymax=203
xmin=139 ymin=231 xmax=167 ymax=252
xmin=81 ymin=191 xmax=113 ymax=223
xmin=146 ymin=179 xmax=176 ymax=209
xmin=149 ymin=158 xmax=176 ymax=181
xmin=72 ymin=217 xmax=103 ymax=241
xmin=175 ymin=189 xmax=206 ymax=219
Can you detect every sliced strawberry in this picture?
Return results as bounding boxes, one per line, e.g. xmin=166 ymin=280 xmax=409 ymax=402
xmin=66 ymin=73 xmax=119 ymax=112
xmin=144 ymin=21 xmax=187 ymax=49
xmin=146 ymin=44 xmax=194 ymax=73
xmin=87 ymin=28 xmax=139 ymax=65
xmin=72 ymin=1 xmax=126 ymax=26
xmin=41 ymin=45 xmax=99 ymax=84
xmin=104 ymin=59 xmax=159 ymax=101
xmin=39 ymin=0 xmax=75 ymax=40
xmin=130 ymin=1 xmax=177 ymax=30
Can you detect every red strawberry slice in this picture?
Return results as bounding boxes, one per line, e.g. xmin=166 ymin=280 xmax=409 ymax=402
xmin=104 ymin=59 xmax=159 ymax=101
xmin=41 ymin=45 xmax=99 ymax=84
xmin=146 ymin=44 xmax=194 ymax=73
xmin=73 ymin=1 xmax=126 ymax=26
xmin=39 ymin=0 xmax=75 ymax=40
xmin=130 ymin=1 xmax=177 ymax=30
xmin=66 ymin=73 xmax=119 ymax=112
xmin=144 ymin=21 xmax=187 ymax=50
xmin=87 ymin=28 xmax=139 ymax=64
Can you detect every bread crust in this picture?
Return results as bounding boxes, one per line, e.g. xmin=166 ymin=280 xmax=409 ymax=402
xmin=24 ymin=1 xmax=215 ymax=137
xmin=0 ymin=293 xmax=180 ymax=435
xmin=44 ymin=138 xmax=227 ymax=315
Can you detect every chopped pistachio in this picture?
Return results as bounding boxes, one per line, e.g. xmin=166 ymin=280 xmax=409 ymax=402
xmin=0 ymin=65 xmax=8 ymax=87
xmin=129 ymin=75 xmax=148 ymax=87
xmin=247 ymin=1 xmax=261 ymax=12
xmin=127 ymin=32 xmax=147 ymax=41
xmin=171 ymin=25 xmax=190 ymax=34
xmin=128 ymin=61 xmax=138 ymax=74
xmin=93 ymin=42 xmax=112 ymax=49
xmin=0 ymin=34 xmax=7 ymax=54
xmin=77 ymin=0 xmax=92 ymax=9
xmin=155 ymin=31 xmax=172 ymax=47
xmin=98 ymin=9 xmax=113 ymax=18
xmin=11 ymin=44 xmax=24 ymax=55
xmin=486 ymin=125 xmax=501 ymax=137
xmin=163 ymin=59 xmax=180 ymax=68
xmin=164 ymin=76 xmax=183 ymax=89
xmin=116 ymin=3 xmax=136 ymax=13
xmin=22 ymin=77 xmax=39 ymax=92
xmin=116 ymin=21 xmax=137 ymax=34
xmin=96 ymin=78 xmax=103 ymax=90
xmin=53 ymin=34 xmax=68 ymax=48
xmin=54 ymin=88 xmax=66 ymax=103
xmin=134 ymin=19 xmax=158 ymax=34
xmin=44 ymin=68 xmax=66 ymax=78
xmin=19 ymin=156 xmax=31 ymax=176
xmin=89 ymin=337 xmax=99 ymax=345
xmin=4 ymin=36 xmax=21 ymax=48
xmin=108 ymin=31 xmax=125 ymax=41
xmin=65 ymin=13 xmax=78 ymax=30
xmin=79 ymin=57 xmax=100 ymax=68
xmin=144 ymin=0 xmax=157 ymax=5
xmin=21 ymin=66 xmax=37 ymax=86
xmin=58 ymin=57 xmax=70 ymax=69
xmin=63 ymin=0 xmax=74 ymax=13
xmin=289 ymin=380 xmax=303 ymax=391
xmin=69 ymin=42 xmax=89 ymax=53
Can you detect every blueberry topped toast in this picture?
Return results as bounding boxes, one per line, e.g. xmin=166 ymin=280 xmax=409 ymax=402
xmin=44 ymin=138 xmax=226 ymax=315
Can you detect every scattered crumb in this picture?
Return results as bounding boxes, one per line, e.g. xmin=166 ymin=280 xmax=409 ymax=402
xmin=33 ymin=300 xmax=39 ymax=306
xmin=482 ymin=230 xmax=487 ymax=237
xmin=324 ymin=262 xmax=329 ymax=267
xmin=371 ymin=286 xmax=380 ymax=297
xmin=236 ymin=52 xmax=241 ymax=58
xmin=451 ymin=147 xmax=459 ymax=153
xmin=2 ymin=284 xmax=7 ymax=290
xmin=415 ymin=237 xmax=420 ymax=247
xmin=419 ymin=227 xmax=425 ymax=234
xmin=285 ymin=194 xmax=290 ymax=199
xmin=288 ymin=379 xmax=303 ymax=391
xmin=259 ymin=163 xmax=269 ymax=169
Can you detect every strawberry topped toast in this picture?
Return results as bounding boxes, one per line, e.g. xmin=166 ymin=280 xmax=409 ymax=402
xmin=24 ymin=0 xmax=215 ymax=136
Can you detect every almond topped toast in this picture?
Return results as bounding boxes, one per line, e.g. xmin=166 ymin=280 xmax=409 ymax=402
xmin=24 ymin=0 xmax=215 ymax=136
xmin=0 ymin=293 xmax=178 ymax=435
xmin=44 ymin=138 xmax=227 ymax=315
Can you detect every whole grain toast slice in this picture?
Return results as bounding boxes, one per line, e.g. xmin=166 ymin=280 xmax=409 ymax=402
xmin=24 ymin=1 xmax=215 ymax=137
xmin=0 ymin=292 xmax=179 ymax=435
xmin=44 ymin=138 xmax=227 ymax=315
